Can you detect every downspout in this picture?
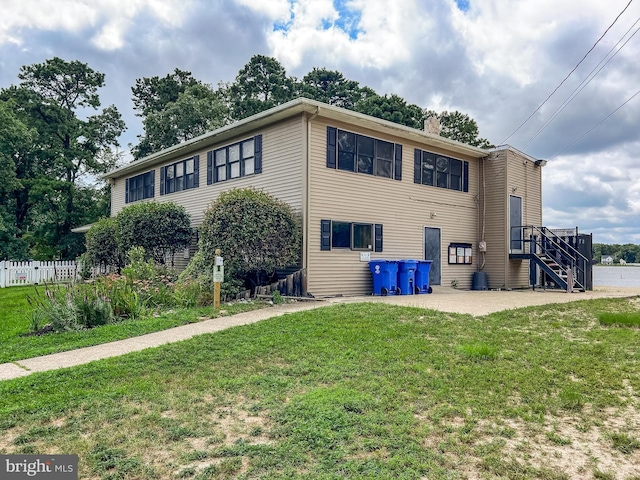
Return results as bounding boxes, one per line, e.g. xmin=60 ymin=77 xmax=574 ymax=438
xmin=480 ymin=156 xmax=487 ymax=270
xmin=303 ymin=107 xmax=320 ymax=276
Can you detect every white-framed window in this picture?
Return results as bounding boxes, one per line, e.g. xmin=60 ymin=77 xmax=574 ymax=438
xmin=207 ymin=135 xmax=262 ymax=184
xmin=326 ymin=127 xmax=402 ymax=181
xmin=160 ymin=156 xmax=199 ymax=195
xmin=321 ymin=220 xmax=383 ymax=252
xmin=414 ymin=149 xmax=468 ymax=192
xmin=126 ymin=170 xmax=154 ymax=203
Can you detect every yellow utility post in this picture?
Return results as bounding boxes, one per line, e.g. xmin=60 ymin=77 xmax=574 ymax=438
xmin=213 ymin=248 xmax=224 ymax=309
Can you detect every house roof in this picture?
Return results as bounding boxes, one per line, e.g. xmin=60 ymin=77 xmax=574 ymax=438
xmin=104 ymin=97 xmax=491 ymax=180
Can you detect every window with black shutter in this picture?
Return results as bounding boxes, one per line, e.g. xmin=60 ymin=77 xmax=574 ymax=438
xmin=160 ymin=156 xmax=199 ymax=195
xmin=207 ymin=135 xmax=262 ymax=184
xmin=320 ymin=220 xmax=383 ymax=252
xmin=414 ymin=148 xmax=470 ymax=193
xmin=125 ymin=170 xmax=155 ymax=203
xmin=327 ymin=126 xmax=402 ymax=181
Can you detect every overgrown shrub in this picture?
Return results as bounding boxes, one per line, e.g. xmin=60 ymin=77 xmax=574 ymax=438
xmin=85 ymin=217 xmax=121 ymax=271
xmin=84 ymin=202 xmax=192 ymax=270
xmin=191 ymin=188 xmax=301 ymax=297
xmin=116 ymin=202 xmax=193 ymax=265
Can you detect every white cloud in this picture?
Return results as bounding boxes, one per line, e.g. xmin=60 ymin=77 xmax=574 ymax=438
xmin=236 ymin=0 xmax=436 ymax=70
xmin=449 ymin=0 xmax=640 ymax=86
xmin=234 ymin=0 xmax=292 ymax=23
xmin=0 ymin=0 xmax=190 ymax=50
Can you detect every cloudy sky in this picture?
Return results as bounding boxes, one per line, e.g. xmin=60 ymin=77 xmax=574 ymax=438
xmin=1 ymin=0 xmax=639 ymax=244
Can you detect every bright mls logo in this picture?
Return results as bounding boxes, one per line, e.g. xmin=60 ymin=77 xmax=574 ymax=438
xmin=1 ymin=455 xmax=78 ymax=479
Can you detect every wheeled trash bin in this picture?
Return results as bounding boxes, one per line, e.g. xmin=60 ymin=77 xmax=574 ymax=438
xmin=369 ymin=260 xmax=399 ymax=295
xmin=397 ymin=259 xmax=418 ymax=295
xmin=415 ymin=260 xmax=433 ymax=294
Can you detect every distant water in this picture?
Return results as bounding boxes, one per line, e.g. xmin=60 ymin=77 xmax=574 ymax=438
xmin=593 ymin=266 xmax=640 ymax=287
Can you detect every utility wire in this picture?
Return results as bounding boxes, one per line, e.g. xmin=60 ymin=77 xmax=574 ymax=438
xmin=523 ymin=17 xmax=640 ymax=149
xmin=550 ymin=88 xmax=640 ymax=160
xmin=500 ymin=0 xmax=634 ymax=145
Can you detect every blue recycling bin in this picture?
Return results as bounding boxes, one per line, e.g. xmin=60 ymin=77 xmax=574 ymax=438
xmin=369 ymin=260 xmax=399 ymax=296
xmin=415 ymin=260 xmax=433 ymax=294
xmin=397 ymin=259 xmax=418 ymax=295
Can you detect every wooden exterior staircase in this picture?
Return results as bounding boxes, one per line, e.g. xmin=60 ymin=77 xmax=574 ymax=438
xmin=509 ymin=226 xmax=592 ymax=292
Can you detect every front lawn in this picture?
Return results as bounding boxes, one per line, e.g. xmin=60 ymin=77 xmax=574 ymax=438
xmin=0 ymin=285 xmax=268 ymax=364
xmin=1 ymin=298 xmax=639 ymax=479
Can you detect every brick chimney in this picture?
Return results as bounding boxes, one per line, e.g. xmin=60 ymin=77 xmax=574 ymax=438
xmin=424 ymin=116 xmax=441 ymax=135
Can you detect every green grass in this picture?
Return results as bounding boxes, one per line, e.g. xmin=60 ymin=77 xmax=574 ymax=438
xmin=0 ymin=298 xmax=639 ymax=479
xmin=598 ymin=311 xmax=640 ymax=327
xmin=609 ymin=432 xmax=640 ymax=454
xmin=0 ymin=285 xmax=41 ymax=343
xmin=0 ymin=285 xmax=268 ymax=364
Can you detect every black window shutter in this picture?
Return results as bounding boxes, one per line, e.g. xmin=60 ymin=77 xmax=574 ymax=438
xmin=463 ymin=161 xmax=469 ymax=192
xmin=125 ymin=178 xmax=129 ymax=203
xmin=321 ymin=220 xmax=331 ymax=251
xmin=254 ymin=134 xmax=263 ymax=174
xmin=413 ymin=149 xmax=421 ymax=184
xmin=160 ymin=167 xmax=165 ymax=195
xmin=394 ymin=144 xmax=402 ymax=181
xmin=193 ymin=155 xmax=200 ymax=187
xmin=374 ymin=224 xmax=383 ymax=252
xmin=207 ymin=151 xmax=213 ymax=185
xmin=326 ymin=126 xmax=337 ymax=169
xmin=150 ymin=170 xmax=155 ymax=197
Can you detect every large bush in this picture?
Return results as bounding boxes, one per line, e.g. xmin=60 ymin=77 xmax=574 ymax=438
xmin=85 ymin=217 xmax=122 ymax=270
xmin=116 ymin=201 xmax=193 ymax=265
xmin=193 ymin=188 xmax=301 ymax=294
xmin=85 ymin=202 xmax=192 ymax=269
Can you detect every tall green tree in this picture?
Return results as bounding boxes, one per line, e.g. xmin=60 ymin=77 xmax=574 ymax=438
xmin=0 ymin=57 xmax=125 ymax=259
xmin=131 ymin=68 xmax=200 ymax=117
xmin=0 ymin=101 xmax=34 ymax=259
xmin=225 ymin=55 xmax=298 ymax=120
xmin=133 ymin=83 xmax=227 ymax=159
xmin=300 ymin=68 xmax=374 ymax=109
xmin=354 ymin=94 xmax=426 ymax=129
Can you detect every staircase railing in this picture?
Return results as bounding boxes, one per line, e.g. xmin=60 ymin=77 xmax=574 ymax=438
xmin=511 ymin=226 xmax=589 ymax=291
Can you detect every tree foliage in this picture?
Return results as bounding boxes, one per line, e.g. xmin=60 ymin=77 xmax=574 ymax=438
xmin=0 ymin=101 xmax=33 ymax=259
xmin=300 ymin=68 xmax=373 ymax=109
xmin=354 ymin=94 xmax=426 ymax=130
xmin=225 ymin=55 xmax=298 ymax=120
xmin=196 ymin=188 xmax=301 ymax=292
xmin=593 ymin=243 xmax=640 ymax=263
xmin=116 ymin=202 xmax=192 ymax=265
xmin=133 ymin=84 xmax=227 ymax=159
xmin=131 ymin=68 xmax=200 ymax=117
xmin=131 ymin=70 xmax=228 ymax=159
xmin=0 ymin=57 xmax=124 ymax=260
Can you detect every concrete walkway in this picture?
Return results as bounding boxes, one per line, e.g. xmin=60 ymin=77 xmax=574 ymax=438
xmin=1 ymin=286 xmax=637 ymax=382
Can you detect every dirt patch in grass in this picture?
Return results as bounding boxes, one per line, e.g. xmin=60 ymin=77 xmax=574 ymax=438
xmin=211 ymin=406 xmax=273 ymax=446
xmin=0 ymin=427 xmax=20 ymax=452
xmin=488 ymin=408 xmax=640 ymax=479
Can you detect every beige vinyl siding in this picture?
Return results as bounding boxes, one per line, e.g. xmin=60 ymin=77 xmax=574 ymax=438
xmin=480 ymin=149 xmax=543 ymax=290
xmin=481 ymin=152 xmax=508 ymax=289
xmin=111 ymin=116 xmax=305 ymax=229
xmin=306 ymin=118 xmax=480 ymax=296
xmin=506 ymin=149 xmax=542 ymax=289
xmin=110 ymin=176 xmax=127 ymax=217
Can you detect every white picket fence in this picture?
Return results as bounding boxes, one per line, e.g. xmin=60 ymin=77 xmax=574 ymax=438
xmin=0 ymin=261 xmax=79 ymax=288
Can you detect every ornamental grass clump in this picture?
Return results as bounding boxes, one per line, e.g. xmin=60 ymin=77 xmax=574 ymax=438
xmin=27 ymin=282 xmax=114 ymax=333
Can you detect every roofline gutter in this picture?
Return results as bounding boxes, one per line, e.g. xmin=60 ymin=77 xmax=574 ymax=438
xmin=104 ymin=97 xmax=489 ymax=180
